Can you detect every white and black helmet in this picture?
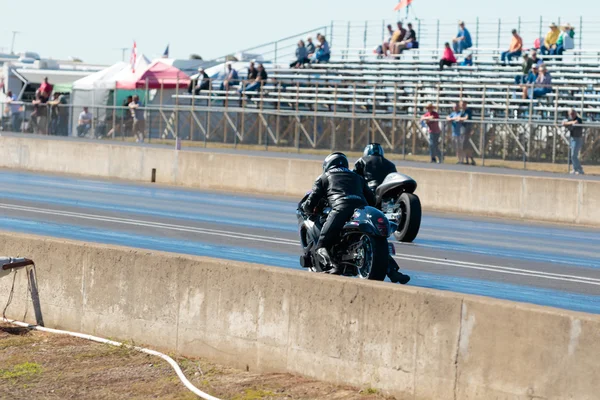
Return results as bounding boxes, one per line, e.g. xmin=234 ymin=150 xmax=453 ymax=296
xmin=322 ymin=152 xmax=349 ymax=172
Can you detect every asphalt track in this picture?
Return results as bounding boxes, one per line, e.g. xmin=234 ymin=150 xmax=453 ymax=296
xmin=0 ymin=169 xmax=598 ymax=314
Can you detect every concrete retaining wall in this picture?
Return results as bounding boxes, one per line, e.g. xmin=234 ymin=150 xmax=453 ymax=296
xmin=0 ymin=135 xmax=599 ymax=226
xmin=1 ymin=231 xmax=598 ymax=399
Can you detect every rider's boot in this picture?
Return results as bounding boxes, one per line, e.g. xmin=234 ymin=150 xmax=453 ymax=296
xmin=317 ymin=248 xmax=342 ymax=275
xmin=388 ymin=257 xmax=410 ymax=284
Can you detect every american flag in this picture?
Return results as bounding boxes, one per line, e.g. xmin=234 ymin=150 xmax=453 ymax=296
xmin=130 ymin=41 xmax=137 ymax=73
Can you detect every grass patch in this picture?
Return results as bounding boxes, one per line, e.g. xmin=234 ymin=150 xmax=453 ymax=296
xmin=0 ymin=336 xmax=38 ymax=350
xmin=0 ymin=362 xmax=42 ymax=380
xmin=232 ymin=388 xmax=276 ymax=400
xmin=360 ymin=387 xmax=379 ymax=395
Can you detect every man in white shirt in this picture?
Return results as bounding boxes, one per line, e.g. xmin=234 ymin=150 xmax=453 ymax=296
xmin=77 ymin=106 xmax=92 ymax=137
xmin=5 ymin=91 xmax=22 ymax=132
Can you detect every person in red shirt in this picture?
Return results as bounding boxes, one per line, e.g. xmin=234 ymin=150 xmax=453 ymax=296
xmin=39 ymin=77 xmax=53 ymax=101
xmin=420 ymin=103 xmax=443 ymax=163
xmin=439 ymin=42 xmax=457 ymax=70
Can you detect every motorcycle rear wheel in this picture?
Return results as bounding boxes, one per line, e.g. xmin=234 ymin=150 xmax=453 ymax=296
xmin=393 ymin=193 xmax=422 ymax=243
xmin=355 ymin=235 xmax=388 ymax=281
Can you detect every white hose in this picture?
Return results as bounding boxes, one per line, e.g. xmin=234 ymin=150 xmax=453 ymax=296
xmin=1 ymin=317 xmax=221 ymax=400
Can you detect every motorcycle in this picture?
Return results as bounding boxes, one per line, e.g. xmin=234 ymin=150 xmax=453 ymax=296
xmin=296 ymin=193 xmax=396 ymax=281
xmin=367 ymin=173 xmax=422 ymax=243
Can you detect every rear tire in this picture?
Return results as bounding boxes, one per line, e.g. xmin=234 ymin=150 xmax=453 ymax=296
xmin=368 ymin=237 xmax=389 ymax=281
xmin=393 ymin=193 xmax=421 ymax=243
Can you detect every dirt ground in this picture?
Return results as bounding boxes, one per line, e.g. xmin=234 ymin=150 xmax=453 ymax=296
xmin=0 ymin=323 xmax=397 ymax=400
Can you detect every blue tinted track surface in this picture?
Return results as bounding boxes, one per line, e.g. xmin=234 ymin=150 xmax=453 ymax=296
xmin=0 ymin=169 xmax=599 ymax=314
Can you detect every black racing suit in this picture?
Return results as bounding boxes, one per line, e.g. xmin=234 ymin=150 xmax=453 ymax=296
xmin=354 ymin=155 xmax=397 ymax=187
xmin=303 ymin=167 xmax=376 ymax=250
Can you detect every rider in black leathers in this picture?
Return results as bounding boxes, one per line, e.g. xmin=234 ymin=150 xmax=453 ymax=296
xmin=354 ymin=143 xmax=397 ymax=187
xmin=354 ymin=144 xmax=410 ymax=284
xmin=302 ymin=152 xmax=375 ymax=275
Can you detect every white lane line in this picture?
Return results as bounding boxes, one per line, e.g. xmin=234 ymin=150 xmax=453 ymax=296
xmin=1 ymin=202 xmax=598 ymax=286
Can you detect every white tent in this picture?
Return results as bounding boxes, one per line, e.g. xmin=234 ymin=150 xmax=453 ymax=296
xmin=72 ymin=61 xmax=128 ymax=90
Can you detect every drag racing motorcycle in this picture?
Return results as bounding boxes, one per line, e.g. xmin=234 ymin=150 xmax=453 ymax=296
xmin=296 ymin=193 xmax=396 ymax=281
xmin=367 ymin=173 xmax=421 ymax=243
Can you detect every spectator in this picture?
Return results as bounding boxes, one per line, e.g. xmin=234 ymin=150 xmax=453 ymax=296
xmin=220 ymin=62 xmax=239 ymax=90
xmin=247 ymin=61 xmax=258 ymax=81
xmin=514 ymin=53 xmax=534 ymax=84
xmin=555 ymin=23 xmax=576 ymax=58
xmin=439 ymin=42 xmax=457 ymax=70
xmin=5 ymin=91 xmax=22 ymax=132
xmin=48 ymin=93 xmax=62 ymax=135
xmin=306 ymin=37 xmax=316 ymax=57
xmin=562 ymin=108 xmax=584 ymax=175
xmin=420 ymin=103 xmax=443 ymax=163
xmin=390 ymin=21 xmax=407 ymax=55
xmin=311 ymin=35 xmax=331 ymax=64
xmin=381 ymin=24 xmax=394 ymax=56
xmin=460 ymin=53 xmax=473 ymax=66
xmin=501 ymin=29 xmax=523 ymax=65
xmin=196 ymin=67 xmax=210 ymax=93
xmin=447 ymin=103 xmax=465 ymax=164
xmin=129 ymin=95 xmax=145 ymax=143
xmin=290 ymin=40 xmax=309 ymax=68
xmin=540 ymin=23 xmax=560 ymax=55
xmin=458 ymin=101 xmax=476 ymax=166
xmin=525 ymin=64 xmax=540 ymax=83
xmin=522 ymin=64 xmax=552 ymax=99
xmin=531 ymin=50 xmax=543 ymax=66
xmin=32 ymin=92 xmax=49 ymax=135
xmin=397 ymin=22 xmax=417 ymax=53
xmin=77 ymin=106 xmax=92 ymax=137
xmin=240 ymin=63 xmax=268 ymax=97
xmin=39 ymin=77 xmax=53 ymax=102
xmin=452 ymin=21 xmax=472 ymax=54
xmin=107 ymin=96 xmax=133 ymax=138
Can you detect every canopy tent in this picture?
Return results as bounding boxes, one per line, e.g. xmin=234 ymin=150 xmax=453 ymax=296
xmin=115 ymin=60 xmax=189 ymax=89
xmin=72 ymin=61 xmax=128 ymax=90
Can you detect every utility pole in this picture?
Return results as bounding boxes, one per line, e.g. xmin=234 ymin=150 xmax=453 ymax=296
xmin=114 ymin=47 xmax=129 ymax=61
xmin=10 ymin=31 xmax=20 ymax=55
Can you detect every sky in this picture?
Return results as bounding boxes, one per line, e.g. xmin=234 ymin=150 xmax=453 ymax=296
xmin=0 ymin=0 xmax=591 ymax=65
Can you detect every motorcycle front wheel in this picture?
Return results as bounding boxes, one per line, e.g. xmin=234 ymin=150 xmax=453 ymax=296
xmin=355 ymin=235 xmax=388 ymax=281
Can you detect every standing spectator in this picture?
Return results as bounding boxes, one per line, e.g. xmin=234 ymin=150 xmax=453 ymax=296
xmin=381 ymin=24 xmax=394 ymax=56
xmin=290 ymin=40 xmax=309 ymax=68
xmin=311 ymin=35 xmax=331 ymax=64
xmin=439 ymin=42 xmax=457 ymax=70
xmin=540 ymin=23 xmax=560 ymax=55
xmin=240 ymin=63 xmax=268 ymax=98
xmin=38 ymin=77 xmax=53 ymax=102
xmin=76 ymin=106 xmax=92 ymax=137
xmin=460 ymin=53 xmax=473 ymax=66
xmin=397 ymin=22 xmax=417 ymax=53
xmin=458 ymin=101 xmax=476 ymax=165
xmin=48 ymin=93 xmax=62 ymax=135
xmin=306 ymin=37 xmax=316 ymax=57
xmin=501 ymin=29 xmax=523 ymax=65
xmin=514 ymin=53 xmax=534 ymax=84
xmin=420 ymin=103 xmax=443 ymax=163
xmin=5 ymin=91 xmax=22 ymax=132
xmin=390 ymin=21 xmax=407 ymax=55
xmin=247 ymin=61 xmax=258 ymax=81
xmin=33 ymin=93 xmax=49 ymax=135
xmin=129 ymin=95 xmax=145 ymax=143
xmin=452 ymin=21 xmax=472 ymax=54
xmin=563 ymin=109 xmax=584 ymax=175
xmin=107 ymin=95 xmax=133 ymax=138
xmin=220 ymin=62 xmax=239 ymax=90
xmin=447 ymin=103 xmax=465 ymax=164
xmin=555 ymin=24 xmax=576 ymax=58
xmin=522 ymin=64 xmax=552 ymax=99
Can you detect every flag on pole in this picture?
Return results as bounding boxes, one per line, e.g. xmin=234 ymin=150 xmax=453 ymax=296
xmin=394 ymin=0 xmax=413 ymax=11
xmin=162 ymin=44 xmax=169 ymax=58
xmin=130 ymin=41 xmax=137 ymax=73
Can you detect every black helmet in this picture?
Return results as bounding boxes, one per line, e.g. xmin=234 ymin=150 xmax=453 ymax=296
xmin=363 ymin=143 xmax=384 ymax=157
xmin=322 ymin=152 xmax=349 ymax=172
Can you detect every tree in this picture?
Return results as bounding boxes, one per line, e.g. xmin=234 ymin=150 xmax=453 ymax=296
xmin=189 ymin=54 xmax=203 ymax=60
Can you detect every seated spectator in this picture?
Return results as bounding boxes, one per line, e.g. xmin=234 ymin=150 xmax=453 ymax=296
xmin=380 ymin=24 xmax=394 ymax=56
xmin=306 ymin=37 xmax=316 ymax=57
xmin=452 ymin=21 xmax=472 ymax=54
xmin=290 ymin=40 xmax=309 ymax=68
xmin=220 ymin=62 xmax=239 ymax=90
xmin=514 ymin=53 xmax=534 ymax=84
xmin=397 ymin=22 xmax=417 ymax=53
xmin=460 ymin=53 xmax=473 ymax=66
xmin=439 ymin=42 xmax=457 ymax=70
xmin=540 ymin=23 xmax=560 ymax=55
xmin=524 ymin=64 xmax=540 ymax=84
xmin=239 ymin=63 xmax=267 ymax=97
xmin=77 ymin=106 xmax=92 ymax=137
xmin=311 ymin=35 xmax=331 ymax=64
xmin=522 ymin=64 xmax=552 ymax=99
xmin=247 ymin=61 xmax=258 ymax=81
xmin=390 ymin=21 xmax=406 ymax=55
xmin=501 ymin=29 xmax=523 ymax=65
xmin=531 ymin=50 xmax=543 ymax=66
xmin=420 ymin=103 xmax=443 ymax=163
xmin=554 ymin=23 xmax=575 ymax=58
xmin=195 ymin=67 xmax=210 ymax=93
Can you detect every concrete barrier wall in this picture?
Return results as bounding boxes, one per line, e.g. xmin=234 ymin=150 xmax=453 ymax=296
xmin=1 ymin=135 xmax=599 ymax=226
xmin=1 ymin=231 xmax=598 ymax=399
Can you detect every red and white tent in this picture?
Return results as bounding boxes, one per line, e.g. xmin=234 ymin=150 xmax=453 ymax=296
xmin=115 ymin=60 xmax=189 ymax=90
